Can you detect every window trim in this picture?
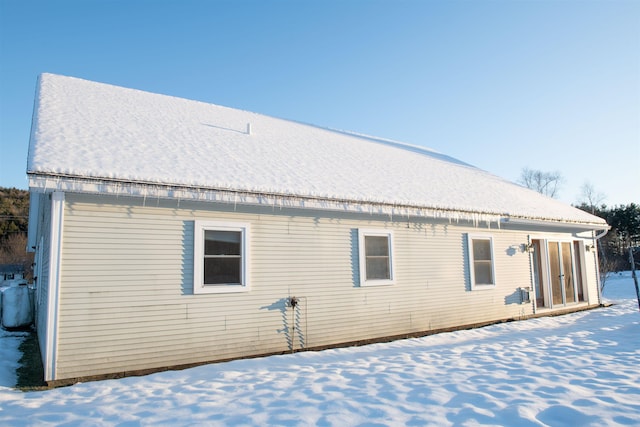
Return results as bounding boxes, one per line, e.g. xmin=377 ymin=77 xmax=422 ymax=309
xmin=193 ymin=220 xmax=250 ymax=294
xmin=467 ymin=234 xmax=496 ymax=290
xmin=358 ymin=229 xmax=395 ymax=287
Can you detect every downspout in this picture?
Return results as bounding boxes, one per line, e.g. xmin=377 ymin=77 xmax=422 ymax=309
xmin=26 ymin=192 xmax=40 ymax=253
xmin=593 ymin=227 xmax=610 ymax=306
xmin=45 ymin=191 xmax=65 ymax=382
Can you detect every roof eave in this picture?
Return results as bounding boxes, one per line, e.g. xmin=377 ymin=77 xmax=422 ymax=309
xmin=500 ymin=217 xmax=610 ymax=232
xmin=28 ymin=173 xmax=604 ymax=230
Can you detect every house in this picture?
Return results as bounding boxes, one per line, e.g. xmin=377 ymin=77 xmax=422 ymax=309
xmin=27 ymin=73 xmax=609 ymax=385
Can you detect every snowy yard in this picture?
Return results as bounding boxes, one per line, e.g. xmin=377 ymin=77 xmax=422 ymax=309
xmin=0 ymin=273 xmax=638 ymax=426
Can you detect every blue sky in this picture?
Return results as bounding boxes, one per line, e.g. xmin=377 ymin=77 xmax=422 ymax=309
xmin=1 ymin=0 xmax=638 ymax=206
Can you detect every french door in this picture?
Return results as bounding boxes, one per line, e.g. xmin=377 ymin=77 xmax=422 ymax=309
xmin=532 ymin=239 xmax=586 ymax=308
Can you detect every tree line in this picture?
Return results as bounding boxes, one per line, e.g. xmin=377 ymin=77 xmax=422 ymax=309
xmin=575 ymin=202 xmax=640 ymax=272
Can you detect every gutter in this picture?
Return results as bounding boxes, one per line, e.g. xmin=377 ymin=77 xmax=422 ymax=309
xmin=593 ymin=228 xmax=609 ymax=240
xmin=501 ymin=217 xmax=610 ymax=232
xmin=27 ymin=173 xmax=506 ymax=226
xmin=29 ymin=173 xmax=611 ymax=231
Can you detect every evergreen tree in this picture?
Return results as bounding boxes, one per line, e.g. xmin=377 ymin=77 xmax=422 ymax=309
xmin=575 ymin=202 xmax=640 ymax=274
xmin=0 ymin=187 xmax=30 ymax=238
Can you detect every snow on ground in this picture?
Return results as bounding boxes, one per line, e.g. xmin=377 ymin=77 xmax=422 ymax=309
xmin=0 ymin=273 xmax=638 ymax=426
xmin=0 ymin=327 xmax=28 ymax=391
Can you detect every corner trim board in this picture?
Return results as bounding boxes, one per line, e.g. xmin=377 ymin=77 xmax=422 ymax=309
xmin=45 ymin=191 xmax=65 ymax=381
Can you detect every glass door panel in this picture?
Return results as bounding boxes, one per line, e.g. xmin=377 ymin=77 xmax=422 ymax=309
xmin=562 ymin=242 xmax=576 ymax=303
xmin=532 ymin=240 xmax=546 ymax=307
xmin=548 ymin=242 xmax=564 ymax=305
xmin=574 ymin=241 xmax=585 ymax=302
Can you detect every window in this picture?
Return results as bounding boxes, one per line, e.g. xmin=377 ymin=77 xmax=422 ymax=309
xmin=359 ymin=229 xmax=394 ymax=286
xmin=467 ymin=235 xmax=496 ymax=289
xmin=194 ymin=221 xmax=250 ymax=294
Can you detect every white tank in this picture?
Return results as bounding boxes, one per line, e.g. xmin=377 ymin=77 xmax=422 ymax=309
xmin=1 ymin=285 xmax=34 ymax=329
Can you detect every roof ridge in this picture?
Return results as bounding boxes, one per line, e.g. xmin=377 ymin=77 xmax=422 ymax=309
xmin=324 ymin=127 xmax=475 ymax=168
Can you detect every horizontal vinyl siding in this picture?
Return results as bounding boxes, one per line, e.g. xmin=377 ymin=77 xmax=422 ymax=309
xmin=35 ymin=194 xmax=52 ymax=368
xmin=56 ymin=194 xmax=560 ymax=380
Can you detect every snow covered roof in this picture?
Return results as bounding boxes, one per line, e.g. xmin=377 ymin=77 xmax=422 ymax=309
xmin=27 ymin=73 xmax=606 ymax=227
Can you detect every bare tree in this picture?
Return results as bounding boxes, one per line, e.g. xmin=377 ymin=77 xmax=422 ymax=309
xmin=579 ymin=181 xmax=606 ymax=214
xmin=598 ymin=254 xmax=616 ymax=294
xmin=518 ymin=168 xmax=563 ymax=198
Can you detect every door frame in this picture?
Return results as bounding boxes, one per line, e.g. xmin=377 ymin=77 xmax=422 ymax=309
xmin=530 ymin=236 xmax=588 ymax=310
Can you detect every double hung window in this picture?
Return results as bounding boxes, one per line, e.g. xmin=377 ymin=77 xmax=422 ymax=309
xmin=467 ymin=235 xmax=496 ymax=289
xmin=358 ymin=229 xmax=395 ymax=286
xmin=194 ymin=221 xmax=250 ymax=294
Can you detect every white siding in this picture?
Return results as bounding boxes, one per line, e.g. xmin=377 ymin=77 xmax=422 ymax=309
xmin=53 ymin=194 xmax=598 ymax=380
xmin=585 ymin=244 xmax=601 ymax=305
xmin=33 ymin=193 xmax=52 ymax=370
